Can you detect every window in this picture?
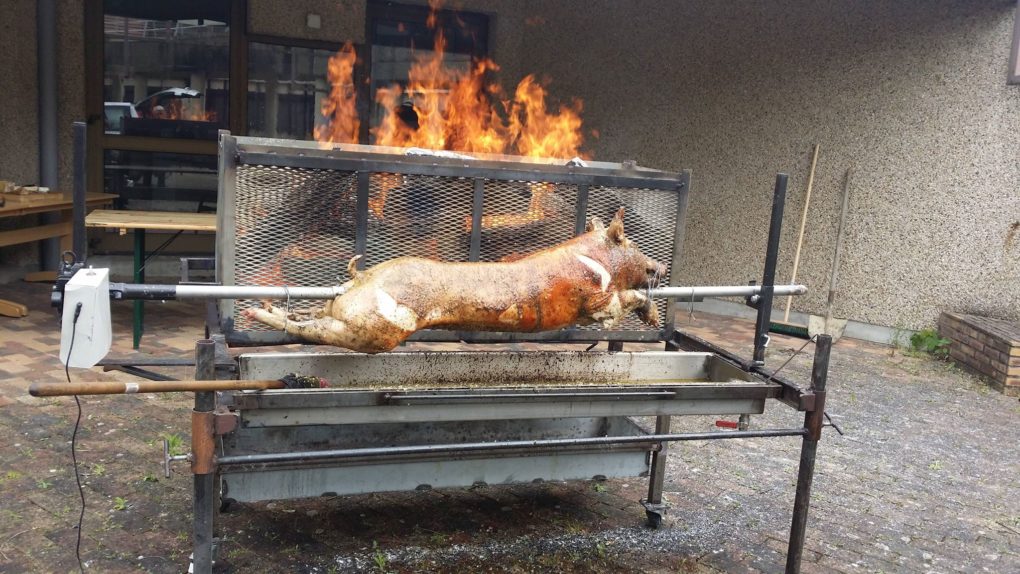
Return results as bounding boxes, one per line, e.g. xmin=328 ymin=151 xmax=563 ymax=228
xmin=103 ymin=0 xmax=231 ymax=137
xmin=247 ymin=42 xmax=342 ymax=140
xmin=366 ymin=1 xmax=489 ymax=133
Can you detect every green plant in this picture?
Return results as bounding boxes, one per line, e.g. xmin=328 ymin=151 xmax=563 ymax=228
xmin=161 ymin=433 xmax=186 ymax=456
xmin=91 ymin=463 xmax=106 ymax=477
xmin=36 ymin=479 xmax=52 ymax=490
xmin=928 ymin=460 xmax=943 ymax=471
xmin=910 ymin=328 xmax=950 ymax=359
xmin=113 ymin=496 xmax=128 ymax=511
xmin=141 ymin=473 xmax=159 ymax=483
xmin=593 ymin=483 xmax=607 ymax=493
xmin=371 ymin=541 xmax=388 ymax=572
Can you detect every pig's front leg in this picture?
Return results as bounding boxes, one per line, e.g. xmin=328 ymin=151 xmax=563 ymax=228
xmin=242 ymin=305 xmax=348 ymax=346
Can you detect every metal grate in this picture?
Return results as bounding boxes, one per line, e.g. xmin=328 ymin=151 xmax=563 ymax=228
xmin=233 ymin=165 xmax=357 ymax=331
xmin=364 ymin=174 xmax=474 ymax=267
xmin=479 ymin=181 xmax=578 ymax=262
xmin=584 ymin=186 xmax=677 ymax=331
xmin=219 ymin=137 xmax=687 ymax=343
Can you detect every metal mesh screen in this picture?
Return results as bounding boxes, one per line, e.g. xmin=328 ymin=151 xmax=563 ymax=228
xmin=479 ymin=182 xmax=578 ymax=262
xmin=223 ymin=141 xmax=683 ymax=342
xmin=364 ymin=174 xmax=474 ymax=266
xmin=585 ymin=186 xmax=677 ymax=331
xmin=233 ymin=165 xmax=357 ymax=331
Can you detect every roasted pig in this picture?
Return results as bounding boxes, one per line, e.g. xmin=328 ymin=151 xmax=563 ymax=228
xmin=243 ymin=208 xmax=667 ymax=353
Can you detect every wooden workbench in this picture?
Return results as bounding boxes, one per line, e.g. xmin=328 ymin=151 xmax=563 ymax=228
xmin=85 ymin=209 xmax=217 ymax=235
xmin=0 ymin=192 xmax=117 ymax=317
xmin=85 ymin=209 xmax=217 ymax=347
xmin=0 ymin=192 xmax=117 ymax=248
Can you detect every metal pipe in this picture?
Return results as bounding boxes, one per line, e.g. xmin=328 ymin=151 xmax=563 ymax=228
xmin=72 ymin=122 xmax=88 ymax=260
xmin=216 ymin=428 xmax=808 ymax=466
xmin=754 ymin=174 xmax=788 ymax=364
xmin=37 ymin=0 xmax=60 ymax=269
xmin=106 ymin=282 xmax=806 ymax=302
xmin=30 ymin=379 xmax=286 ymax=397
xmin=786 ymin=334 xmax=832 ymax=573
xmin=192 ymin=341 xmax=216 ymax=574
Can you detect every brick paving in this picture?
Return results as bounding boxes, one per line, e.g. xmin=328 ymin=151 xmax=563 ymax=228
xmin=0 ymin=280 xmax=1018 ymax=573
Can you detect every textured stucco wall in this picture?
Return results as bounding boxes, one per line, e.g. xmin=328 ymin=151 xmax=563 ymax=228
xmin=520 ymin=0 xmax=1020 ymax=330
xmin=249 ymin=0 xmax=367 ymax=43
xmin=0 ymin=0 xmax=40 ymax=185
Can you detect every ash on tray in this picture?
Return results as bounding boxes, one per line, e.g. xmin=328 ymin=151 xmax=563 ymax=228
xmin=280 ymin=374 xmax=330 ymax=389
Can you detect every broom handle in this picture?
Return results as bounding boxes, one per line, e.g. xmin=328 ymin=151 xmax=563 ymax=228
xmin=784 ymin=144 xmax=820 ymax=321
xmin=825 ymin=167 xmax=853 ymax=324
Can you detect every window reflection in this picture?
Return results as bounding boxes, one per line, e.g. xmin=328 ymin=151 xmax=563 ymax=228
xmin=104 ymin=150 xmax=217 ymax=212
xmin=247 ymin=43 xmax=337 ymax=140
xmin=103 ymin=1 xmax=230 ymax=139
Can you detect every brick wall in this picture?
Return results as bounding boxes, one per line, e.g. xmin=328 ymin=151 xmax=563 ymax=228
xmin=938 ymin=312 xmax=1020 ymax=397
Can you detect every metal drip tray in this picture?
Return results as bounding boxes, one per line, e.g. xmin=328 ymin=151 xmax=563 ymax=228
xmin=217 ymin=351 xmax=777 ymax=501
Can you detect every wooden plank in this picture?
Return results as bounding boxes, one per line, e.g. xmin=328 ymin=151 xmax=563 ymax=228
xmin=0 ymin=300 xmax=29 ymax=318
xmin=0 ymin=222 xmax=72 ymax=248
xmin=85 ymin=210 xmax=217 ymax=232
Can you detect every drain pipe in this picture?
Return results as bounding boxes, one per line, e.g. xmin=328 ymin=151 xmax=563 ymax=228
xmin=38 ymin=0 xmax=61 ymax=269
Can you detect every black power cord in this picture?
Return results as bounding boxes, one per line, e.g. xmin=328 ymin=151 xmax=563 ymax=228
xmin=65 ymin=302 xmax=86 ymax=574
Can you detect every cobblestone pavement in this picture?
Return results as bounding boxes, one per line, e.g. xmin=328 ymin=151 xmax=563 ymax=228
xmin=0 ymin=280 xmax=1017 ymax=573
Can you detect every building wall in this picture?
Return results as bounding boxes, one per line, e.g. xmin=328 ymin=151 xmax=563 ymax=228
xmin=519 ymin=0 xmax=1020 ymax=330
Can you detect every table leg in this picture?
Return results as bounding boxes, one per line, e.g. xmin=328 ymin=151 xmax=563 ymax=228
xmin=133 ymin=228 xmax=145 ymax=349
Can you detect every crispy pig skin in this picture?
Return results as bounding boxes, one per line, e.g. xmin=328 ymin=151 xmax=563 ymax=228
xmin=243 ymin=208 xmax=667 ymax=353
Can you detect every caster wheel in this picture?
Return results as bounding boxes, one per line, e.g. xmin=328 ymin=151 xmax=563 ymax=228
xmin=645 ymin=510 xmax=663 ymax=529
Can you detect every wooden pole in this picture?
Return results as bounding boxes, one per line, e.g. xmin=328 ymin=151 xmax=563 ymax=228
xmin=29 ymin=379 xmax=286 ymax=397
xmin=784 ymin=144 xmax=820 ymax=322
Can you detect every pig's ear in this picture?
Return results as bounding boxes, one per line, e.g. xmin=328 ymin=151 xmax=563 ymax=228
xmin=607 ymin=208 xmax=626 ymax=244
xmin=586 ymin=217 xmax=605 ymax=233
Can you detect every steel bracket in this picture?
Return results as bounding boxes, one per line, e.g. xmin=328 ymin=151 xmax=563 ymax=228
xmin=213 ymin=409 xmax=238 ymax=435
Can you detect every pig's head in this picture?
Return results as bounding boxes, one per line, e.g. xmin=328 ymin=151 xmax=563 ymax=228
xmin=586 ymin=208 xmax=668 ymax=326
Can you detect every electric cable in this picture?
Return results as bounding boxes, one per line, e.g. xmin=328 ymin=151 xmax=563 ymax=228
xmin=66 ymin=302 xmax=86 ymax=574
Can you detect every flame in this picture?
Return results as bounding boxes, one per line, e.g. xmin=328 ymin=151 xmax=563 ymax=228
xmin=313 ymin=42 xmax=360 ymax=144
xmin=314 ymin=5 xmax=590 ymax=160
xmin=153 ymin=99 xmax=216 ymax=122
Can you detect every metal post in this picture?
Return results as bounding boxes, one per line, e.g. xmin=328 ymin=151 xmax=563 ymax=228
xmin=192 ymin=340 xmax=217 ymax=574
xmin=133 ymin=229 xmax=145 ymax=348
xmin=38 ymin=0 xmax=60 ymax=269
xmin=469 ymin=179 xmax=484 ymax=261
xmin=643 ymin=414 xmax=672 ymax=527
xmin=753 ymin=174 xmax=788 ymax=364
xmin=72 ymin=122 xmax=87 ymax=259
xmin=785 ymin=334 xmax=831 ymax=573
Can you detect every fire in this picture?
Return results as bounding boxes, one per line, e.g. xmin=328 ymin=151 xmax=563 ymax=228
xmin=313 ymin=42 xmax=360 ymax=144
xmin=314 ymin=7 xmax=589 ymax=160
xmin=155 ymin=100 xmax=216 ymax=122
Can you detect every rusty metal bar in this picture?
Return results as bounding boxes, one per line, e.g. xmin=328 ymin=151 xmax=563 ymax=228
xmin=192 ymin=340 xmax=217 ymax=574
xmin=786 ymin=334 xmax=831 ymax=573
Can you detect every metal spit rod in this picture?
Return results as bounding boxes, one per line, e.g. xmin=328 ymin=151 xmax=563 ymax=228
xmin=111 ymin=282 xmax=808 ymax=301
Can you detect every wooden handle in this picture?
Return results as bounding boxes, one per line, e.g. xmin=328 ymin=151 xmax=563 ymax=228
xmin=30 ymin=379 xmax=286 ymax=397
xmin=784 ymin=144 xmax=820 ymax=321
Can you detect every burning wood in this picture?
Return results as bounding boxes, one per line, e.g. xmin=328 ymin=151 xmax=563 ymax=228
xmin=242 ymin=209 xmax=666 ymax=353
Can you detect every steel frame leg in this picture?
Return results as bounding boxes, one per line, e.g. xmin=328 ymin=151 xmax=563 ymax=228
xmin=785 ymin=335 xmax=831 ymax=573
xmin=192 ymin=340 xmax=217 ymax=574
xmin=132 ymin=228 xmax=145 ymax=349
xmin=642 ymin=414 xmax=671 ymax=528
